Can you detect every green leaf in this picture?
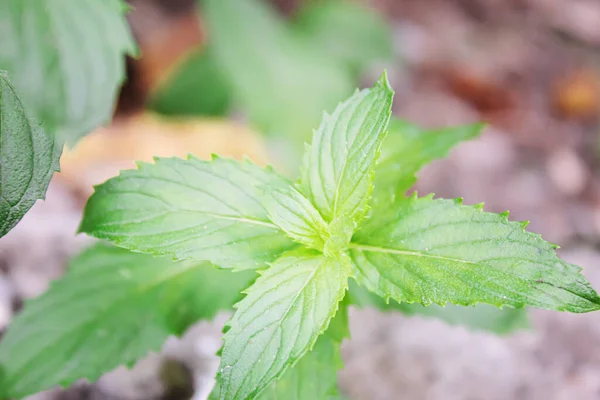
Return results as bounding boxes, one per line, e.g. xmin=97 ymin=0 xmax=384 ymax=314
xmin=261 ymin=185 xmax=329 ymax=251
xmin=149 ymin=48 xmax=231 ymax=117
xmin=300 ymin=73 xmax=393 ymax=249
xmin=80 ymin=156 xmax=298 ymax=270
xmin=0 ymin=243 xmax=255 ymax=399
xmin=0 ymin=72 xmax=61 ymax=237
xmin=373 ymin=119 xmax=483 ymax=204
xmin=257 ymin=305 xmax=349 ymax=400
xmin=216 ymin=250 xmax=351 ymax=400
xmin=203 ymin=0 xmax=354 ymax=142
xmin=294 ymin=0 xmax=393 ymax=76
xmin=254 ymin=337 xmax=342 ymax=400
xmin=349 ymin=280 xmax=529 ymax=334
xmin=349 ymin=194 xmax=600 ymax=312
xmin=0 ymin=0 xmax=135 ymax=144
xmin=210 ymin=306 xmax=348 ymax=400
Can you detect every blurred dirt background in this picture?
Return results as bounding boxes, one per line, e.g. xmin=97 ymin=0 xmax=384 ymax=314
xmin=4 ymin=0 xmax=600 ymax=398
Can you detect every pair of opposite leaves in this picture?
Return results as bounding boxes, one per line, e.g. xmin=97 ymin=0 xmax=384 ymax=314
xmin=81 ymin=73 xmax=600 ymax=398
xmin=2 ymin=73 xmax=600 ymax=400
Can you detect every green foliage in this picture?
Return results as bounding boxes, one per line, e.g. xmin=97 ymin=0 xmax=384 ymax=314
xmin=0 ymin=0 xmax=135 ymax=144
xmin=373 ymin=119 xmax=484 ymax=204
xmin=0 ymin=243 xmax=255 ymax=398
xmin=202 ymin=0 xmax=354 ymax=141
xmin=151 ymin=0 xmax=393 ymax=133
xmin=210 ymin=307 xmax=348 ymax=400
xmin=300 ymin=74 xmax=393 ymax=249
xmin=79 ymin=156 xmax=298 ymax=270
xmin=256 ymin=306 xmax=348 ymax=400
xmin=4 ymin=73 xmax=600 ymax=399
xmin=260 ymin=185 xmax=329 ymax=251
xmin=216 ymin=250 xmax=350 ymax=400
xmin=0 ymin=72 xmax=61 ymax=238
xmin=294 ymin=0 xmax=393 ymax=77
xmin=350 ymin=194 xmax=600 ymax=312
xmin=149 ymin=48 xmax=231 ymax=117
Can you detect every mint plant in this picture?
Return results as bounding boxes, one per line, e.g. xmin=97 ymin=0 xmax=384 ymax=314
xmin=1 ymin=72 xmax=600 ymax=400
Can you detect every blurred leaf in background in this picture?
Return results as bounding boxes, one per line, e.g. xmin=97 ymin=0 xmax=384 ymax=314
xmin=0 ymin=0 xmax=135 ymax=145
xmin=294 ymin=0 xmax=393 ymax=78
xmin=203 ymin=0 xmax=353 ymax=141
xmin=0 ymin=243 xmax=255 ymax=398
xmin=156 ymin=0 xmax=393 ymax=148
xmin=149 ymin=47 xmax=231 ymax=117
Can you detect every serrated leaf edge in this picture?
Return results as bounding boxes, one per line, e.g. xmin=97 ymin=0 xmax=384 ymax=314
xmin=0 ymin=258 xmax=215 ymax=398
xmin=349 ymin=193 xmax=600 ymax=312
xmin=79 ymin=154 xmax=296 ymax=270
xmin=215 ymin=253 xmax=350 ymax=400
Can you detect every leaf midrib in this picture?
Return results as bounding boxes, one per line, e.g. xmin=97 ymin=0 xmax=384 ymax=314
xmin=227 ymin=257 xmax=323 ymax=400
xmin=348 ymin=243 xmax=477 ymax=265
xmin=331 ymin=92 xmax=374 ymax=221
xmin=96 ymin=207 xmax=278 ymax=230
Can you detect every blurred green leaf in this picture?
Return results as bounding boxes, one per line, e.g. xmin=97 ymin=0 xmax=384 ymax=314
xmin=203 ymin=0 xmax=354 ymax=141
xmin=149 ymin=48 xmax=231 ymax=117
xmin=349 ymin=280 xmax=529 ymax=335
xmin=294 ymin=0 xmax=393 ymax=76
xmin=373 ymin=119 xmax=484 ymax=205
xmin=0 ymin=243 xmax=255 ymax=398
xmin=0 ymin=0 xmax=135 ymax=144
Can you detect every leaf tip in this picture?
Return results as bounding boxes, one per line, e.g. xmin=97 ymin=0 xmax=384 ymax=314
xmin=470 ymin=122 xmax=487 ymax=137
xmin=76 ymin=220 xmax=88 ymax=235
xmin=376 ymin=70 xmax=392 ymax=91
xmin=221 ymin=324 xmax=231 ymax=335
xmin=120 ymin=0 xmax=134 ymax=14
xmin=134 ymin=159 xmax=147 ymax=169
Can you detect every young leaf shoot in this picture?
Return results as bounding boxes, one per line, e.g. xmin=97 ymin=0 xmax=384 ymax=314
xmin=2 ymin=72 xmax=599 ymax=399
